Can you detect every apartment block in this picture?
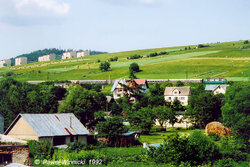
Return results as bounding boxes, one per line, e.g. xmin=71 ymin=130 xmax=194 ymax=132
xmin=38 ymin=54 xmax=56 ymax=62
xmin=77 ymin=50 xmax=90 ymax=58
xmin=62 ymin=51 xmax=77 ymax=59
xmin=15 ymin=57 xmax=27 ymax=66
xmin=0 ymin=59 xmax=11 ymax=68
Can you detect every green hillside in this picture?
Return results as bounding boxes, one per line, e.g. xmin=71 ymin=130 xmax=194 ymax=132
xmin=0 ymin=40 xmax=249 ymax=81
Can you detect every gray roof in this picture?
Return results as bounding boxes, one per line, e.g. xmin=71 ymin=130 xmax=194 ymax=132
xmin=205 ymin=85 xmax=229 ymax=91
xmin=111 ymin=79 xmax=127 ymax=92
xmin=5 ymin=113 xmax=89 ymax=137
xmin=164 ymin=87 xmax=191 ymax=96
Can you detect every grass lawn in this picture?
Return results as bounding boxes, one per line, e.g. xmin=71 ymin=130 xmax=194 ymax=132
xmin=139 ymin=128 xmax=204 ymax=144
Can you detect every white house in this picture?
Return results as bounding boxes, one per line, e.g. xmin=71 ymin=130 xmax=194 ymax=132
xmin=77 ymin=50 xmax=90 ymax=58
xmin=0 ymin=59 xmax=11 ymax=68
xmin=111 ymin=79 xmax=149 ymax=100
xmin=38 ymin=54 xmax=56 ymax=62
xmin=15 ymin=57 xmax=27 ymax=66
xmin=164 ymin=86 xmax=191 ymax=106
xmin=205 ymin=85 xmax=229 ymax=95
xmin=4 ymin=113 xmax=89 ymax=146
xmin=62 ymin=51 xmax=77 ymax=59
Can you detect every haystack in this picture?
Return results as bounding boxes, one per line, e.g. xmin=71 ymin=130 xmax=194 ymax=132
xmin=205 ymin=121 xmax=232 ymax=136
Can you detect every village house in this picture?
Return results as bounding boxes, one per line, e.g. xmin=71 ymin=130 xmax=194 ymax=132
xmin=15 ymin=57 xmax=27 ymax=66
xmin=205 ymin=84 xmax=229 ymax=95
xmin=4 ymin=113 xmax=89 ymax=146
xmin=77 ymin=50 xmax=90 ymax=58
xmin=0 ymin=134 xmax=29 ymax=166
xmin=111 ymin=79 xmax=149 ymax=100
xmin=38 ymin=54 xmax=56 ymax=62
xmin=164 ymin=86 xmax=191 ymax=106
xmin=62 ymin=51 xmax=77 ymax=59
xmin=0 ymin=59 xmax=11 ymax=68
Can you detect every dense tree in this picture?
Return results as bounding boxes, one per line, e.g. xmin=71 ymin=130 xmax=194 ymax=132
xmin=153 ymin=106 xmax=176 ymax=128
xmin=96 ymin=116 xmax=128 ymax=145
xmin=175 ymin=80 xmax=184 ymax=87
xmin=221 ymin=83 xmax=250 ymax=144
xmin=0 ymin=78 xmax=58 ymax=129
xmin=186 ymin=91 xmax=224 ymax=128
xmin=58 ymin=85 xmax=106 ymax=131
xmin=110 ymin=102 xmax=122 ymax=116
xmin=148 ymin=83 xmax=165 ymax=107
xmin=99 ymin=62 xmax=111 ymax=72
xmin=126 ymin=107 xmax=155 ymax=134
xmin=129 ymin=63 xmax=140 ymax=73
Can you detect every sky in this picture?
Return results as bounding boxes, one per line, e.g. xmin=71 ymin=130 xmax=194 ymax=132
xmin=0 ymin=0 xmax=250 ymax=59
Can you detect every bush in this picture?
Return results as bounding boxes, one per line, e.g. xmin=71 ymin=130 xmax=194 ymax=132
xmin=109 ymin=57 xmax=118 ymax=62
xmin=127 ymin=54 xmax=142 ymax=59
xmin=147 ymin=52 xmax=158 ymax=57
xmin=99 ymin=62 xmax=111 ymax=72
xmin=147 ymin=132 xmax=221 ymax=166
xmin=66 ymin=141 xmax=94 ymax=153
xmin=5 ymin=71 xmax=14 ymax=77
xmin=208 ymin=132 xmax=221 ymax=141
xmin=243 ymin=40 xmax=249 ymax=44
xmin=197 ymin=44 xmax=210 ymax=48
xmin=175 ymin=81 xmax=184 ymax=87
xmin=28 ymin=140 xmax=55 ymax=160
xmin=158 ymin=51 xmax=168 ymax=55
xmin=129 ymin=63 xmax=140 ymax=73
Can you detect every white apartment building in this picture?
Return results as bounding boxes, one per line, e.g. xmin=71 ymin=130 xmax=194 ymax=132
xmin=38 ymin=54 xmax=56 ymax=62
xmin=0 ymin=59 xmax=11 ymax=68
xmin=77 ymin=50 xmax=90 ymax=58
xmin=62 ymin=51 xmax=77 ymax=59
xmin=15 ymin=57 xmax=27 ymax=66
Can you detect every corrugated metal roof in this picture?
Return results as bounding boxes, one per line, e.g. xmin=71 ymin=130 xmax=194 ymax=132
xmin=19 ymin=113 xmax=89 ymax=137
xmin=205 ymin=85 xmax=229 ymax=91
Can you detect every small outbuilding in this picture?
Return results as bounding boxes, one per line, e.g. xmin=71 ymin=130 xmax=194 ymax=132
xmin=205 ymin=84 xmax=229 ymax=95
xmin=4 ymin=113 xmax=90 ymax=146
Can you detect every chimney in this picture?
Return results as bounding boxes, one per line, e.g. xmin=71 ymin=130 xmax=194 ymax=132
xmin=70 ymin=116 xmax=72 ymax=128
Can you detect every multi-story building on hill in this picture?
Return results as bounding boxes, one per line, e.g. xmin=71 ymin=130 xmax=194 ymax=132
xmin=62 ymin=51 xmax=77 ymax=59
xmin=38 ymin=54 xmax=56 ymax=62
xmin=77 ymin=50 xmax=90 ymax=58
xmin=15 ymin=57 xmax=27 ymax=66
xmin=0 ymin=59 xmax=11 ymax=68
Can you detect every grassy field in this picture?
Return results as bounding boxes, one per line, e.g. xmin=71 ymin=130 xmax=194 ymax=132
xmin=0 ymin=40 xmax=249 ymax=81
xmin=139 ymin=128 xmax=204 ymax=144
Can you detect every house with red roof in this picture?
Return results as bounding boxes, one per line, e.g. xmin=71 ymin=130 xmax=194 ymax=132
xmin=111 ymin=79 xmax=149 ymax=101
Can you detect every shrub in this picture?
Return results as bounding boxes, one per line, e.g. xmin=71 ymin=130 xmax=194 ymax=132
xmin=28 ymin=140 xmax=55 ymax=160
xmin=147 ymin=52 xmax=158 ymax=57
xmin=5 ymin=71 xmax=14 ymax=77
xmin=66 ymin=141 xmax=94 ymax=153
xmin=147 ymin=132 xmax=221 ymax=166
xmin=127 ymin=54 xmax=142 ymax=59
xmin=197 ymin=44 xmax=210 ymax=48
xmin=129 ymin=63 xmax=140 ymax=73
xmin=175 ymin=80 xmax=184 ymax=87
xmin=99 ymin=62 xmax=110 ymax=72
xmin=243 ymin=40 xmax=249 ymax=44
xmin=208 ymin=132 xmax=221 ymax=141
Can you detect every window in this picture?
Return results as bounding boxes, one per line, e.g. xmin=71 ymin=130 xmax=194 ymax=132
xmin=215 ymin=91 xmax=219 ymax=94
xmin=181 ymin=97 xmax=185 ymax=100
xmin=168 ymin=97 xmax=171 ymax=100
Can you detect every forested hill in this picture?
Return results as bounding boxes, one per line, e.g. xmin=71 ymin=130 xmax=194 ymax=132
xmin=10 ymin=48 xmax=107 ymax=64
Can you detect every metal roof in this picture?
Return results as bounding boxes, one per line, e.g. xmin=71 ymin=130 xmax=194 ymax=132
xmin=205 ymin=85 xmax=229 ymax=91
xmin=111 ymin=79 xmax=127 ymax=92
xmin=5 ymin=113 xmax=89 ymax=137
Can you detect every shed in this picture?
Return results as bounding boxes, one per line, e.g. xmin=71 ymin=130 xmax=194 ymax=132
xmin=4 ymin=113 xmax=89 ymax=146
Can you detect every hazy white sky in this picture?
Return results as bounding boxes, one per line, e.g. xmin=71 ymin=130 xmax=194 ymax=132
xmin=0 ymin=0 xmax=249 ymax=59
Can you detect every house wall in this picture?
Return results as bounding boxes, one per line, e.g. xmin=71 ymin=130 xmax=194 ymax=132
xmin=0 ymin=145 xmax=29 ymax=166
xmin=164 ymin=96 xmax=189 ymax=106
xmin=7 ymin=117 xmax=38 ymax=140
xmin=39 ymin=135 xmax=87 ymax=146
xmin=38 ymin=54 xmax=56 ymax=62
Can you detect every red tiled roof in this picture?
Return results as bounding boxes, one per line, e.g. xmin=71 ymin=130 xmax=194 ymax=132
xmin=126 ymin=79 xmax=147 ymax=87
